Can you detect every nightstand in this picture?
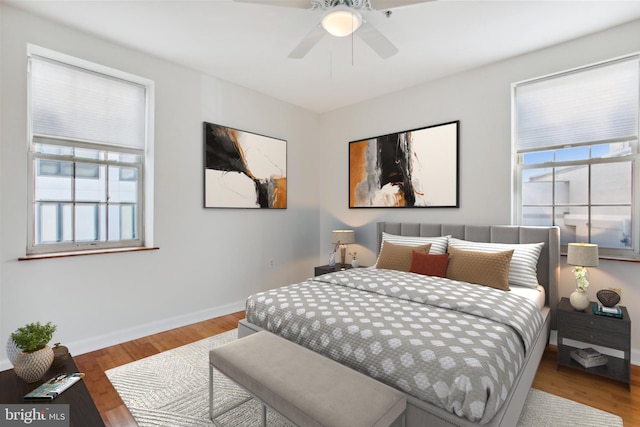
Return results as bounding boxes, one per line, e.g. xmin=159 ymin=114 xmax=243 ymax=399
xmin=314 ymin=264 xmax=364 ymax=276
xmin=556 ymin=296 xmax=631 ymax=389
xmin=0 ymin=355 xmax=104 ymax=426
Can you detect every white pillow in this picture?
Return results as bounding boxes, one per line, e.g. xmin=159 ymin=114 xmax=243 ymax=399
xmin=381 ymin=232 xmax=449 ymax=254
xmin=447 ymin=238 xmax=544 ymax=288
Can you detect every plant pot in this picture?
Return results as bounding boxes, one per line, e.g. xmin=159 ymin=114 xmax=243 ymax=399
xmin=569 ymin=289 xmax=590 ymax=311
xmin=14 ymin=346 xmax=54 ymax=383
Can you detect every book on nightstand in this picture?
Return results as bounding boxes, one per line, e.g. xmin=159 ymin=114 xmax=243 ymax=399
xmin=577 ymin=347 xmax=602 ymax=359
xmin=570 ymin=349 xmax=608 ymax=368
xmin=592 ymin=304 xmax=623 ymax=318
xmin=24 ymin=372 xmax=84 ymax=400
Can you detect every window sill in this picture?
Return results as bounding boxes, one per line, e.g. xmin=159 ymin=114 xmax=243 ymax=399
xmin=19 ymin=246 xmax=159 ymax=261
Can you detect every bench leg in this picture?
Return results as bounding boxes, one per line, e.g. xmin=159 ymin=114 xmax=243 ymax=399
xmin=210 ymin=363 xmax=260 ymax=426
xmin=209 ymin=363 xmax=214 ymax=422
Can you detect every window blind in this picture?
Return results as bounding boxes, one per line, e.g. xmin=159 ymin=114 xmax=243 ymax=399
xmin=515 ymin=57 xmax=639 ymax=152
xmin=30 ymin=56 xmax=146 ymax=149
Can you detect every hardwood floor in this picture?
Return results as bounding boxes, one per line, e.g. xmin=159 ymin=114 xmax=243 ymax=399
xmin=74 ymin=311 xmax=244 ymax=427
xmin=75 ymin=311 xmax=639 ymax=426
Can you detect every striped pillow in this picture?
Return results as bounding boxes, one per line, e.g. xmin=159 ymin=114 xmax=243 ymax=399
xmin=447 ymin=238 xmax=544 ymax=288
xmin=380 ymin=232 xmax=449 ymax=254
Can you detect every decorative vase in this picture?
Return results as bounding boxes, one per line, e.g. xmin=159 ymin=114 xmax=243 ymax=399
xmin=51 ymin=343 xmax=70 ymax=368
xmin=328 ymin=252 xmax=336 ymax=269
xmin=569 ymin=289 xmax=590 ymax=311
xmin=351 ymin=259 xmax=360 ymax=268
xmin=13 ymin=346 xmax=54 ymax=383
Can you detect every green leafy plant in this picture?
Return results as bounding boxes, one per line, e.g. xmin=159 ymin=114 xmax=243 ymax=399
xmin=11 ymin=321 xmax=57 ymax=353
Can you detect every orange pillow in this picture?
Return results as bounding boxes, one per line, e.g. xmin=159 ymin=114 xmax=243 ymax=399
xmin=410 ymin=252 xmax=449 ymax=278
xmin=376 ymin=241 xmax=432 ymax=272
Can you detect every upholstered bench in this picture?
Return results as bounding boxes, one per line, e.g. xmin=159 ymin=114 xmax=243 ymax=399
xmin=209 ymin=331 xmax=407 ymax=427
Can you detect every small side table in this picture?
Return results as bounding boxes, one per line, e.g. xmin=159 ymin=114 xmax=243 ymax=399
xmin=556 ymin=297 xmax=631 ymax=389
xmin=314 ymin=264 xmax=365 ymax=276
xmin=0 ymin=355 xmax=105 ymax=426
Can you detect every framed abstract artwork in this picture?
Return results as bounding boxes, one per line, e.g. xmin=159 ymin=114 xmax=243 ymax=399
xmin=203 ymin=122 xmax=287 ymax=208
xmin=349 ymin=120 xmax=459 ymax=208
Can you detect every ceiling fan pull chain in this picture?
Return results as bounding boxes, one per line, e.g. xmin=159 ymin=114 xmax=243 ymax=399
xmin=351 ymin=25 xmax=355 ymax=66
xmin=329 ymin=36 xmax=333 ymax=80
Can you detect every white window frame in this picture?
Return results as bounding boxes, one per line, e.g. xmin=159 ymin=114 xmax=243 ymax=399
xmin=26 ymin=45 xmax=155 ymax=255
xmin=512 ymin=54 xmax=640 ymax=259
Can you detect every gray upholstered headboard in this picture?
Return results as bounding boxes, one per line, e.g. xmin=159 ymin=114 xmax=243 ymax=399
xmin=377 ymin=222 xmax=561 ymax=329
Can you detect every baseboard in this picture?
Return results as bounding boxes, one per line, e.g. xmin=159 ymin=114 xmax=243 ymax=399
xmin=0 ymin=300 xmax=245 ymax=371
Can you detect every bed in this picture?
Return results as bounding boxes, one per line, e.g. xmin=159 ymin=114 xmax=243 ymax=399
xmin=238 ymin=222 xmax=560 ymax=426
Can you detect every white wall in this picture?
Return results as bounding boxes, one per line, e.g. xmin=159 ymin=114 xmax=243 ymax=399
xmin=0 ymin=6 xmax=320 ymax=369
xmin=319 ymin=19 xmax=640 ymax=364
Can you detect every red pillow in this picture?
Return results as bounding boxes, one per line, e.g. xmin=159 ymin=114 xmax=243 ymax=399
xmin=410 ymin=251 xmax=449 ymax=278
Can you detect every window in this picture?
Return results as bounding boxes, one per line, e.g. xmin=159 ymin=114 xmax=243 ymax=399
xmin=513 ymin=55 xmax=640 ymax=258
xmin=27 ymin=47 xmax=153 ymax=254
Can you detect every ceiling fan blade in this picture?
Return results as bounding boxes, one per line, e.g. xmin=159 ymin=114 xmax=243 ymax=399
xmin=234 ymin=0 xmax=311 ymax=9
xmin=355 ymin=23 xmax=398 ymax=59
xmin=370 ymin=0 xmax=434 ymax=10
xmin=288 ymin=24 xmax=326 ymax=59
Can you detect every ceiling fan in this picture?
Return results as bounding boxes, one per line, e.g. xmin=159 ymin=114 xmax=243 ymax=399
xmin=235 ymin=0 xmax=432 ymax=59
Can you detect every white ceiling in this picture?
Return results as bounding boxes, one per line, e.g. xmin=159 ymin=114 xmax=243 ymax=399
xmin=6 ymin=0 xmax=640 ymax=113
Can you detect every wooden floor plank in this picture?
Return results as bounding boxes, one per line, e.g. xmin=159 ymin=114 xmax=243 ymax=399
xmin=75 ymin=311 xmax=638 ymax=426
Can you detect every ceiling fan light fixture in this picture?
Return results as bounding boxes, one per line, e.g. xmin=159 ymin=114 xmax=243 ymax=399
xmin=321 ymin=6 xmax=362 ymax=37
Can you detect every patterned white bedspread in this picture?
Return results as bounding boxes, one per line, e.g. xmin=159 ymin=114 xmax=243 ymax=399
xmin=245 ymin=268 xmax=544 ymax=424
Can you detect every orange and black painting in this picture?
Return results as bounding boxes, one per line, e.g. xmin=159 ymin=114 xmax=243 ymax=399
xmin=204 ymin=122 xmax=286 ymax=208
xmin=349 ymin=121 xmax=459 ymax=208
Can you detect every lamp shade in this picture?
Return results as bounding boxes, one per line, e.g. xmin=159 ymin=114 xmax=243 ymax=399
xmin=567 ymin=243 xmax=599 ymax=267
xmin=331 ymin=229 xmax=355 ymax=245
xmin=321 ymin=6 xmax=362 ymax=37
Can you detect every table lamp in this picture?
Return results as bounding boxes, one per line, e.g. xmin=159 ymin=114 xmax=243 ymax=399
xmin=331 ymin=230 xmax=355 ymax=266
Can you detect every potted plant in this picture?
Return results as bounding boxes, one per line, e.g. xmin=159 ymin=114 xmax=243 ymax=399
xmin=11 ymin=321 xmax=57 ymax=383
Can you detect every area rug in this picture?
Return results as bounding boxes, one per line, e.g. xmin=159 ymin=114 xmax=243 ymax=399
xmin=106 ymin=329 xmax=623 ymax=427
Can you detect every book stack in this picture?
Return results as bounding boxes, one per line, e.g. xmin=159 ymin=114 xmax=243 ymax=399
xmin=592 ymin=304 xmax=623 ymax=319
xmin=570 ymin=347 xmax=608 ymax=368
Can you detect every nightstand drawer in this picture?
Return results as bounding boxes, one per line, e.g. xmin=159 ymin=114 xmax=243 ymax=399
xmin=558 ymin=311 xmax=629 ymax=336
xmin=559 ymin=325 xmax=630 ymax=350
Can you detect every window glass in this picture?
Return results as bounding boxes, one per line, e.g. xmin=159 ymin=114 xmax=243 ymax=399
xmin=109 ymin=166 xmax=138 ymax=203
xmin=591 ymin=162 xmax=632 ymax=204
xmin=555 ymin=165 xmax=588 ymax=205
xmin=522 ymin=151 xmax=554 ymax=164
xmin=35 ymin=160 xmax=73 ymax=200
xmin=522 ymin=167 xmax=553 ymax=206
xmin=556 ymin=146 xmax=589 ymax=162
xmin=591 ymin=206 xmax=632 ymax=249
xmin=75 ymin=164 xmax=106 ymax=201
